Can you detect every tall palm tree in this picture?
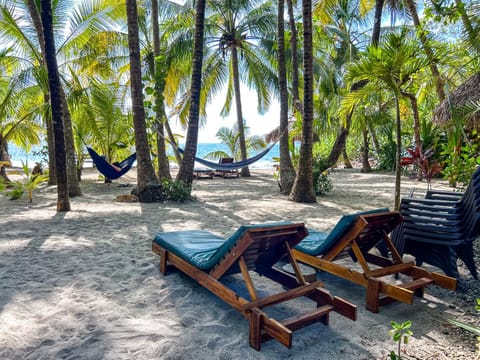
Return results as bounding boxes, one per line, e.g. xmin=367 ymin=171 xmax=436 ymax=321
xmin=176 ymin=0 xmax=206 ymax=185
xmin=277 ymin=0 xmax=296 ymax=194
xmin=126 ymin=0 xmax=162 ymax=201
xmin=204 ymin=0 xmax=277 ymax=177
xmin=151 ymin=0 xmax=171 ymax=180
xmin=40 ymin=0 xmax=70 ymax=211
xmin=289 ymin=0 xmax=316 ymax=203
xmin=346 ymin=29 xmax=428 ymax=209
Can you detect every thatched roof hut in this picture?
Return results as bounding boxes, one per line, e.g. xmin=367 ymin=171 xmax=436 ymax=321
xmin=433 ymin=73 xmax=480 ymax=131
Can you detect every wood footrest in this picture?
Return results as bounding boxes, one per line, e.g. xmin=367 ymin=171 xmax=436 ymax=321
xmin=367 ymin=262 xmax=415 ymax=278
xmin=400 ymin=277 xmax=434 ymax=290
xmin=281 ymin=304 xmax=334 ymax=332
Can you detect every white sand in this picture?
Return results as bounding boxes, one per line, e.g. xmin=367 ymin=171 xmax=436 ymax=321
xmin=0 ymin=168 xmax=477 ymax=359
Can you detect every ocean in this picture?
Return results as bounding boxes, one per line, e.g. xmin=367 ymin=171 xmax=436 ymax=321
xmin=7 ymin=142 xmax=280 ymax=170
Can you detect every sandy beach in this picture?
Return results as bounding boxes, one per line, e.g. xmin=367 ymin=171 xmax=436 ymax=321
xmin=0 ymin=167 xmax=479 ymax=359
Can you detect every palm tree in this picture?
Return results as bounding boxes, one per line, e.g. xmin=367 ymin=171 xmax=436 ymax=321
xmin=40 ymin=0 xmax=70 ymax=211
xmin=289 ymin=0 xmax=316 ymax=203
xmin=346 ymin=29 xmax=428 ymax=209
xmin=277 ymin=0 xmax=296 ymax=194
xmin=204 ymin=0 xmax=277 ymax=177
xmin=204 ymin=124 xmax=266 ymax=160
xmin=126 ymin=0 xmax=162 ymax=201
xmin=176 ymin=0 xmax=206 ymax=186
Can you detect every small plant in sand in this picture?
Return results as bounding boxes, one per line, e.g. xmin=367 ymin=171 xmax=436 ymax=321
xmin=447 ymin=298 xmax=480 ymax=358
xmin=6 ymin=161 xmax=48 ymax=203
xmin=388 ymin=320 xmax=413 ymax=360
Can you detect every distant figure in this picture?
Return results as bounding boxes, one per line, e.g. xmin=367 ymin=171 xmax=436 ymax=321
xmin=32 ymin=162 xmax=43 ymax=177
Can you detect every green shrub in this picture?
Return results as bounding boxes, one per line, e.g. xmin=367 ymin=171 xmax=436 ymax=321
xmin=312 ymin=156 xmax=333 ymax=195
xmin=161 ymin=179 xmax=193 ymax=202
xmin=6 ymin=184 xmax=24 ymax=200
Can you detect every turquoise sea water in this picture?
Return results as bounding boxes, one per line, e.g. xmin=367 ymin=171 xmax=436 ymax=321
xmin=8 ymin=142 xmax=280 ymax=170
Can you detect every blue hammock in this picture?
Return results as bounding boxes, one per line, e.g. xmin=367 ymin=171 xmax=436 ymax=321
xmin=177 ymin=143 xmax=275 ymax=170
xmin=87 ymin=147 xmax=136 ymax=180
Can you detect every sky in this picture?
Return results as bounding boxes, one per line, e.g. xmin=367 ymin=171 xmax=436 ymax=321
xmin=171 ymin=85 xmax=280 ymax=143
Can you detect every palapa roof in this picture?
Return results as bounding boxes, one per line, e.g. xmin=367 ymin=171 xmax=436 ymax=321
xmin=433 ymin=72 xmax=480 ymax=131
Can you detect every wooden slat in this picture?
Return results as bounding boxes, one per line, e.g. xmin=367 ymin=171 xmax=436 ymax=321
xmin=239 ymin=256 xmax=257 ymax=301
xmin=281 ymin=304 xmax=334 ymax=330
xmin=249 ymin=308 xmax=263 ymax=351
xmin=284 ymin=242 xmax=307 ymax=285
xmin=261 ymin=316 xmax=293 ymax=348
xmin=242 ymin=281 xmax=324 ymax=310
xmin=368 ymin=262 xmax=415 ymax=278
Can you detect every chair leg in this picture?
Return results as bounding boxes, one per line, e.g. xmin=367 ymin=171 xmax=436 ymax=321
xmin=366 ymin=278 xmax=381 ymax=313
xmin=249 ymin=309 xmax=263 ymax=351
xmin=457 ymin=242 xmax=479 ymax=279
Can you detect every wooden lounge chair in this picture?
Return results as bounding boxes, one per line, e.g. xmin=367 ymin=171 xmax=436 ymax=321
xmin=393 ymin=166 xmax=480 ymax=279
xmin=292 ymin=209 xmax=456 ymax=313
xmin=152 ymin=223 xmax=357 ymax=350
xmin=215 ymin=157 xmax=239 ymax=178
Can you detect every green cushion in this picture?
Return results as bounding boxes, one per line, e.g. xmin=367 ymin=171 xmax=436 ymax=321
xmin=295 ymin=208 xmax=389 ymax=256
xmin=153 ymin=222 xmax=291 ymax=270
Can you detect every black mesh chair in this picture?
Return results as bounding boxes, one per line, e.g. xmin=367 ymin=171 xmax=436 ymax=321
xmin=393 ymin=166 xmax=480 ymax=279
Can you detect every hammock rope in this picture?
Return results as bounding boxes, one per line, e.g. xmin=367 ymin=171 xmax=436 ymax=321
xmin=177 ymin=143 xmax=276 ymax=171
xmin=87 ymin=147 xmax=136 ymax=180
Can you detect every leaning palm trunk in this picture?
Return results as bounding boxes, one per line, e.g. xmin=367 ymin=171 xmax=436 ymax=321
xmin=289 ymin=0 xmax=316 ymax=203
xmin=40 ymin=0 xmax=70 ymax=212
xmin=405 ymin=0 xmax=445 ymax=101
xmin=176 ymin=0 xmax=206 ymax=185
xmin=277 ymin=0 xmax=295 ymax=193
xmin=231 ymin=47 xmax=250 ymax=177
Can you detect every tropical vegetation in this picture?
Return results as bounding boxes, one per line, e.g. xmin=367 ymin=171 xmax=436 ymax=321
xmin=0 ymin=0 xmax=479 ymax=210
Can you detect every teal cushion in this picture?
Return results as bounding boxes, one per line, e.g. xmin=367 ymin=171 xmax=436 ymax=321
xmin=295 ymin=208 xmax=389 ymax=256
xmin=153 ymin=222 xmax=291 ymax=270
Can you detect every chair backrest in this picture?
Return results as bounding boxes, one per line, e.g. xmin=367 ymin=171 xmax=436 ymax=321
xmin=210 ymin=223 xmax=308 ymax=278
xmin=219 ymin=157 xmax=234 ymax=164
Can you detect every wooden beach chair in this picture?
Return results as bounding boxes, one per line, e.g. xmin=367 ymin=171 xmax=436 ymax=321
xmin=152 ymin=223 xmax=357 ymax=351
xmin=292 ymin=209 xmax=456 ymax=313
xmin=215 ymin=157 xmax=239 ymax=178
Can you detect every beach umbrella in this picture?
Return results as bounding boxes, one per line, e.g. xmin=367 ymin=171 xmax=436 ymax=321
xmin=433 ymin=73 xmax=480 ymax=131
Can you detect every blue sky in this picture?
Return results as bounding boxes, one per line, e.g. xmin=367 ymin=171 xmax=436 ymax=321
xmin=173 ymin=85 xmax=280 ymax=143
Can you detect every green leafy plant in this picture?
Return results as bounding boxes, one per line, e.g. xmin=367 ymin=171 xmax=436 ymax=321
xmin=312 ymin=156 xmax=333 ymax=195
xmin=5 ymin=161 xmax=48 ymax=203
xmin=389 ymin=320 xmax=413 ymax=360
xmin=316 ymin=172 xmax=333 ymax=195
xmin=161 ymin=179 xmax=193 ymax=202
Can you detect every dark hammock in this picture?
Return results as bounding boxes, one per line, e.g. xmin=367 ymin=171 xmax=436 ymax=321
xmin=177 ymin=143 xmax=276 ymax=170
xmin=87 ymin=147 xmax=136 ymax=180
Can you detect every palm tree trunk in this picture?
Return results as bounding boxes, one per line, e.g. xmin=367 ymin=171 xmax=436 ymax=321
xmin=361 ymin=128 xmax=372 ymax=173
xmin=152 ymin=0 xmax=171 ymax=180
xmin=405 ymin=0 xmax=445 ymax=101
xmin=40 ymin=0 xmax=70 ymax=212
xmin=176 ymin=0 xmax=206 ymax=185
xmin=278 ymin=0 xmax=296 ymax=194
xmin=27 ymin=0 xmax=80 ymax=195
xmin=371 ymin=0 xmax=385 ymax=46
xmin=289 ymin=0 xmax=316 ymax=203
xmin=342 ymin=147 xmax=353 ymax=168
xmin=394 ymin=94 xmax=402 ymax=210
xmin=231 ymin=47 xmax=250 ymax=177
xmin=325 ymin=109 xmax=352 ymax=171
xmin=367 ymin=120 xmax=381 ymax=157
xmin=0 ymin=135 xmax=11 ymax=183
xmin=126 ymin=0 xmax=160 ymax=200
xmin=287 ymin=0 xmax=300 ymax=105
